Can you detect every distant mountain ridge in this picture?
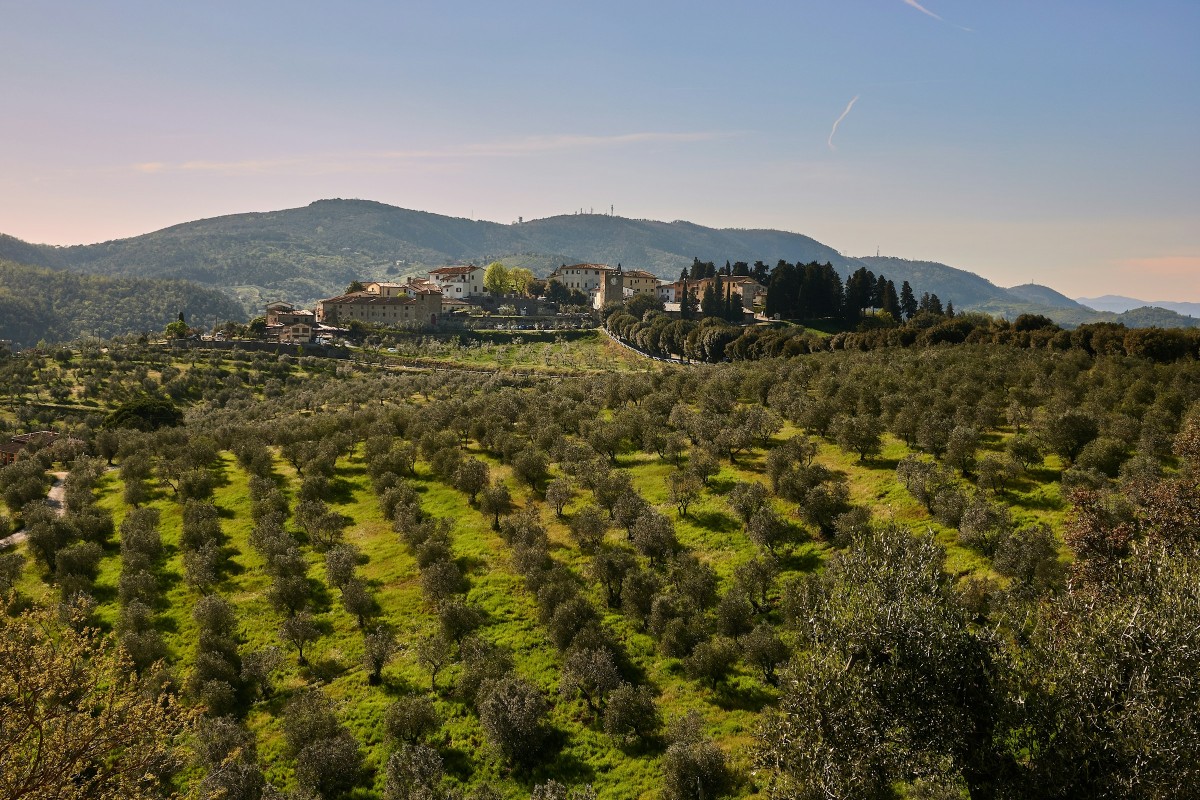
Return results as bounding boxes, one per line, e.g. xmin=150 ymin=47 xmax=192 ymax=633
xmin=1076 ymin=294 xmax=1200 ymax=318
xmin=2 ymin=199 xmax=1197 ymax=330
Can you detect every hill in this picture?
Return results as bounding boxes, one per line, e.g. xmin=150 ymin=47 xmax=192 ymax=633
xmin=1077 ymin=294 xmax=1200 ymax=317
xmin=3 ymin=199 xmax=1196 ymax=329
xmin=0 ymin=200 xmax=854 ymax=308
xmin=1005 ymin=283 xmax=1086 ymax=310
xmin=0 ymin=259 xmax=247 ymax=346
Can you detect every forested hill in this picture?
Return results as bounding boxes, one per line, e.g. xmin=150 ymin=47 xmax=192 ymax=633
xmin=0 ymin=200 xmax=855 ymax=308
xmin=0 ymin=259 xmax=246 ymax=346
xmin=3 ymin=199 xmax=1197 ymax=328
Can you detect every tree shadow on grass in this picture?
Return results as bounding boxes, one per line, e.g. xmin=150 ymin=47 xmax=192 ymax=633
xmin=779 ymin=546 xmax=822 ymax=573
xmin=324 ymin=476 xmax=357 ymax=505
xmin=219 ymin=547 xmax=245 ymax=578
xmin=523 ymin=732 xmax=595 ymax=787
xmin=708 ymin=475 xmax=738 ymax=495
xmin=441 ymin=746 xmax=476 ymax=783
xmin=456 ymin=553 xmax=489 ymax=576
xmin=614 ymin=733 xmax=667 ymax=760
xmin=1007 ymin=491 xmax=1066 ymax=513
xmin=376 ymin=673 xmax=424 ymax=697
xmin=713 ymin=678 xmax=776 ymax=713
xmin=866 ymin=455 xmax=901 ymax=472
xmin=691 ymin=510 xmax=740 ymax=534
xmin=308 ymin=576 xmax=334 ymax=614
xmin=209 ymin=466 xmax=232 ymax=492
xmin=303 ymin=655 xmax=347 ymax=683
xmin=978 ymin=433 xmax=1006 ymax=454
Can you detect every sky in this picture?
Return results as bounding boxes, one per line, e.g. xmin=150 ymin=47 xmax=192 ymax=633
xmin=2 ymin=0 xmax=1198 ymax=300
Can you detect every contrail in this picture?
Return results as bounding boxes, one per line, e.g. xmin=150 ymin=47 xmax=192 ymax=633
xmin=904 ymin=0 xmax=943 ymax=22
xmin=903 ymin=0 xmax=973 ymax=31
xmin=827 ymin=95 xmax=860 ymax=150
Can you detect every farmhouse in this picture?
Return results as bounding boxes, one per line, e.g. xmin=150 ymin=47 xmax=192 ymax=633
xmin=317 ymin=281 xmax=443 ymax=328
xmin=0 ymin=431 xmax=63 ymax=466
xmin=548 ymin=263 xmax=613 ymax=294
xmin=263 ymin=302 xmax=325 ymax=343
xmin=428 ymin=265 xmax=485 ymax=298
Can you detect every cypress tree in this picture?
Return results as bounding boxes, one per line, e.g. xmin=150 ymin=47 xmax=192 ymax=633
xmin=900 ymin=281 xmax=918 ymax=320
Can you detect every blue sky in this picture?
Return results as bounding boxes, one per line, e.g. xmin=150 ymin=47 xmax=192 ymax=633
xmin=2 ymin=1 xmax=1197 ymax=299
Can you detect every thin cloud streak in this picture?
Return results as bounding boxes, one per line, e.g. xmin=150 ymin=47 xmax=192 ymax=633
xmin=827 ymin=95 xmax=860 ymax=151
xmin=904 ymin=0 xmax=943 ymax=22
xmin=131 ymin=131 xmax=732 ymax=176
xmin=902 ymin=0 xmax=973 ymax=32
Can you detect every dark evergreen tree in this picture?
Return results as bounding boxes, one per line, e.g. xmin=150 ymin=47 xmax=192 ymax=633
xmin=900 ymin=280 xmax=918 ymax=320
xmin=881 ymin=279 xmax=902 ymax=322
xmin=698 ymin=283 xmax=715 ymax=318
xmin=872 ymin=275 xmax=888 ymax=309
xmin=765 ymin=261 xmax=799 ymax=319
xmin=843 ymin=267 xmax=876 ymax=324
xmin=680 ymin=283 xmax=699 ymax=319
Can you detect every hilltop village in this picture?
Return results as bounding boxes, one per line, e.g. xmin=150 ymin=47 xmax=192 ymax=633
xmin=260 ymin=263 xmax=765 ymax=344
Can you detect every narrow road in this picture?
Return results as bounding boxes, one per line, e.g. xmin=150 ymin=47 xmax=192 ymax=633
xmin=0 ymin=470 xmax=67 ymax=549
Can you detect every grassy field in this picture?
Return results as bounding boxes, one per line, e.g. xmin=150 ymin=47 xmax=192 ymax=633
xmin=376 ymin=330 xmax=658 ymax=374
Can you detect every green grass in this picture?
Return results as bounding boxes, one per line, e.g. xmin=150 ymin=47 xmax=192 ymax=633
xmin=378 ymin=331 xmax=656 ymax=374
xmin=8 ymin=395 xmax=1076 ymax=800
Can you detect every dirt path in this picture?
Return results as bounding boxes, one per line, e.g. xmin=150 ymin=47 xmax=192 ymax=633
xmin=0 ymin=470 xmax=67 ymax=549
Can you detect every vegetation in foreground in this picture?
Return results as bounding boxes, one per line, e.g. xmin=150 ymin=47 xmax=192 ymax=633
xmin=2 ymin=333 xmax=1199 ymax=800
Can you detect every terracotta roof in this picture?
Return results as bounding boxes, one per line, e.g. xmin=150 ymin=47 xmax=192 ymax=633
xmin=623 ymin=269 xmax=657 ymax=279
xmin=321 ymin=292 xmax=424 ymax=306
xmin=559 ymin=263 xmax=614 ymax=271
xmin=430 ymin=265 xmax=479 ymax=276
xmin=11 ymin=431 xmax=58 ymax=444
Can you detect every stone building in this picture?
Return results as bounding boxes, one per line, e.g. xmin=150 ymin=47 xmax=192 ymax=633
xmin=317 ymin=282 xmax=443 ymax=328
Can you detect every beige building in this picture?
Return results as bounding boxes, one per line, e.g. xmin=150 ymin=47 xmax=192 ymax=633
xmin=596 ymin=266 xmax=662 ymax=307
xmin=550 ymin=264 xmax=660 ymax=308
xmin=621 ymin=269 xmax=659 ymax=295
xmin=317 ymin=282 xmax=443 ymax=328
xmin=278 ymin=322 xmax=315 ymax=343
xmin=548 ymin=263 xmax=614 ymax=293
xmin=428 ymin=265 xmax=484 ymax=298
xmin=266 ymin=301 xmax=316 ymax=327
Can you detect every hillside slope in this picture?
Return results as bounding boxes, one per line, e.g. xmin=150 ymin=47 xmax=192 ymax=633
xmin=3 ymin=199 xmax=1196 ymax=329
xmin=1005 ymin=283 xmax=1087 ymax=310
xmin=0 ymin=259 xmax=247 ymax=346
xmin=1 ymin=201 xmax=855 ymax=307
